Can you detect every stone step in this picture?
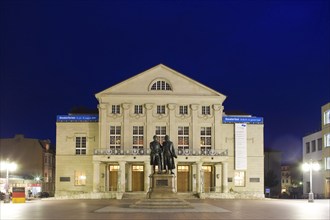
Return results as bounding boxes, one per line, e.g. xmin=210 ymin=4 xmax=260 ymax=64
xmin=130 ymin=198 xmax=193 ymax=209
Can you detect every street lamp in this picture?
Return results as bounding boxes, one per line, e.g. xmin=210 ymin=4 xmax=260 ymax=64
xmin=0 ymin=160 xmax=17 ymax=203
xmin=302 ymin=159 xmax=320 ymax=203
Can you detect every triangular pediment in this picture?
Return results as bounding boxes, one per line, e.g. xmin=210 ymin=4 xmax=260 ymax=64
xmin=95 ymin=64 xmax=226 ymax=100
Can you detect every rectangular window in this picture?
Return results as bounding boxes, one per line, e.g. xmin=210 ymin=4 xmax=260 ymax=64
xmin=155 ymin=126 xmax=166 ymax=144
xmin=179 ymin=105 xmax=188 ymax=115
xmin=324 ymin=110 xmax=330 ymax=125
xmin=325 ymin=133 xmax=330 ymax=148
xmin=157 ymin=105 xmax=166 ymax=114
xmin=111 ymin=105 xmax=120 ymax=114
xmin=202 ymin=106 xmax=211 ymax=115
xmin=178 ymin=126 xmax=189 ymax=154
xmin=312 ymin=140 xmax=316 ymax=152
xmin=134 ymin=105 xmax=143 ymax=114
xmin=234 ymin=171 xmax=245 ymax=187
xmin=133 ymin=126 xmax=144 ymax=151
xmin=75 ymin=136 xmax=86 ymax=155
xmin=318 ymin=138 xmax=322 ymax=151
xmin=200 ymin=127 xmax=211 ymax=153
xmin=74 ymin=171 xmax=86 ymax=186
xmin=306 ymin=142 xmax=310 ymax=153
xmin=110 ymin=126 xmax=121 ymax=152
xmin=325 ymin=157 xmax=330 ymax=170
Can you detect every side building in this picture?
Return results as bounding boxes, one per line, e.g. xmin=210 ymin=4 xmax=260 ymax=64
xmin=55 ymin=64 xmax=264 ymax=199
xmin=302 ymin=102 xmax=330 ymax=199
xmin=0 ymin=134 xmax=55 ymax=197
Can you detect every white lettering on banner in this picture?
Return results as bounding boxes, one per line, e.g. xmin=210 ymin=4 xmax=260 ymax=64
xmin=235 ymin=123 xmax=247 ymax=170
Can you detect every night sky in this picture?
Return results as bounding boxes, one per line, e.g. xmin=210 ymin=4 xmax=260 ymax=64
xmin=1 ymin=0 xmax=329 ymax=163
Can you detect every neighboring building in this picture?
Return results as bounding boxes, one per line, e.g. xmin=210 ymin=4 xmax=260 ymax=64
xmin=302 ymin=102 xmax=330 ymax=199
xmin=0 ymin=134 xmax=55 ymax=196
xmin=322 ymin=103 xmax=330 ymax=198
xmin=55 ymin=64 xmax=265 ymax=199
xmin=264 ymin=150 xmax=282 ymax=197
xmin=281 ymin=164 xmax=303 ymax=198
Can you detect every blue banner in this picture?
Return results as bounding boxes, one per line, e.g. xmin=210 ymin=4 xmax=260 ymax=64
xmin=57 ymin=115 xmax=98 ymax=122
xmin=222 ymin=116 xmax=263 ymax=124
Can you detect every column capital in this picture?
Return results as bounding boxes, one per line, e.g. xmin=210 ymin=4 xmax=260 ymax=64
xmin=190 ymin=104 xmax=199 ymax=111
xmin=122 ymin=103 xmax=131 ymax=110
xmin=213 ymin=104 xmax=222 ymax=111
xmin=145 ymin=103 xmax=154 ymax=110
xmin=167 ymin=103 xmax=176 ymax=110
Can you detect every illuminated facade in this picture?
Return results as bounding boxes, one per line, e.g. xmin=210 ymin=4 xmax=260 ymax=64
xmin=55 ymin=64 xmax=264 ymax=199
xmin=302 ymin=102 xmax=330 ymax=199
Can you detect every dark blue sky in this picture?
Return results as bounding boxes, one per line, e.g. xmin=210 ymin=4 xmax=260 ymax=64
xmin=1 ymin=0 xmax=329 ymax=163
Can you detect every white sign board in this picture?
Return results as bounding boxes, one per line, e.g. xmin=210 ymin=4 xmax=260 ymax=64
xmin=235 ymin=123 xmax=247 ymax=170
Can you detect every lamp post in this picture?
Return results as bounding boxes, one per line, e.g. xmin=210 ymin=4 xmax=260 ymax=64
xmin=0 ymin=160 xmax=17 ymax=203
xmin=302 ymin=159 xmax=320 ymax=203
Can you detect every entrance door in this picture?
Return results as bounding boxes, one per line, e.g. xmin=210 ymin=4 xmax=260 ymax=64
xmin=177 ymin=165 xmax=190 ymax=192
xmin=203 ymin=165 xmax=213 ymax=192
xmin=109 ymin=165 xmax=119 ymax=191
xmin=132 ymin=165 xmax=144 ymax=191
xmin=326 ymin=179 xmax=330 ymax=199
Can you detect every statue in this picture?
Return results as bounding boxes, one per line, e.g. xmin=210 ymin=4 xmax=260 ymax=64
xmin=150 ymin=135 xmax=162 ymax=174
xmin=162 ymin=135 xmax=177 ymax=174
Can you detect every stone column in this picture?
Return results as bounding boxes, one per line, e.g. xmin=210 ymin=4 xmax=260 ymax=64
xmin=122 ymin=103 xmax=131 ymax=150
xmin=222 ymin=162 xmax=228 ymax=193
xmin=145 ymin=103 xmax=154 ymax=145
xmin=196 ymin=162 xmax=203 ymax=193
xmin=93 ymin=161 xmax=101 ymax=192
xmin=127 ymin=164 xmax=132 ymax=192
xmin=118 ymin=161 xmax=126 ymax=193
xmin=190 ymin=104 xmax=199 ymax=154
xmin=192 ymin=164 xmax=197 ymax=193
xmin=213 ymin=104 xmax=222 ymax=150
xmin=144 ymin=161 xmax=151 ymax=192
xmin=98 ymin=104 xmax=107 ymax=149
xmin=167 ymin=103 xmax=176 ymax=142
xmin=215 ymin=163 xmax=222 ymax=193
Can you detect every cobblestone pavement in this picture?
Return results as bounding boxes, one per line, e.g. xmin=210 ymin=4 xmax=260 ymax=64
xmin=1 ymin=198 xmax=329 ymax=220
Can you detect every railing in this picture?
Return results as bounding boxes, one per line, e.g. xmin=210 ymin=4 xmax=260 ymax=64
xmin=94 ymin=148 xmax=228 ymax=156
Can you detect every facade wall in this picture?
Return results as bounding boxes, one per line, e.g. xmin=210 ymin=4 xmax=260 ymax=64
xmin=321 ymin=103 xmax=330 ymax=198
xmin=55 ymin=65 xmax=264 ymax=199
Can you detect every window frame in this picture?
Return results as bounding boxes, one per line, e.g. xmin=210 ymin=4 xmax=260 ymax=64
xmin=75 ymin=136 xmax=87 ymax=155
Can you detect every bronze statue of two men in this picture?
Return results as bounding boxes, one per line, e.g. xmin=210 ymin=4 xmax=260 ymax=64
xmin=150 ymin=135 xmax=177 ymax=175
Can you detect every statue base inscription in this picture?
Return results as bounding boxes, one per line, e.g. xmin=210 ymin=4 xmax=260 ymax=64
xmin=148 ymin=174 xmax=176 ymax=199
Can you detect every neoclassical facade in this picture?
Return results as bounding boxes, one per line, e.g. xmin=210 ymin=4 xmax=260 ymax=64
xmin=55 ymin=64 xmax=264 ymax=199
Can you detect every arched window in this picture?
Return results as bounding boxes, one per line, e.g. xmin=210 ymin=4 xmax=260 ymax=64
xmin=150 ymin=80 xmax=172 ymax=91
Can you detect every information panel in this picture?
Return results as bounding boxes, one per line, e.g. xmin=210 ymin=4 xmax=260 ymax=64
xmin=235 ymin=123 xmax=247 ymax=170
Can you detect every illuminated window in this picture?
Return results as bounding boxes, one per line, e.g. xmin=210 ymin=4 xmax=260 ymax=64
xmin=155 ymin=126 xmax=166 ymax=144
xmin=157 ymin=105 xmax=166 ymax=114
xmin=133 ymin=126 xmax=144 ymax=150
xmin=324 ymin=110 xmax=330 ymax=125
xmin=178 ymin=166 xmax=189 ymax=172
xmin=109 ymin=165 xmax=119 ymax=171
xmin=200 ymin=127 xmax=211 ymax=152
xmin=111 ymin=105 xmax=120 ymax=114
xmin=202 ymin=106 xmax=210 ymax=115
xmin=178 ymin=126 xmax=189 ymax=154
xmin=132 ymin=165 xmax=144 ymax=172
xmin=202 ymin=166 xmax=212 ymax=172
xmin=150 ymin=80 xmax=172 ymax=91
xmin=134 ymin=105 xmax=143 ymax=114
xmin=75 ymin=136 xmax=86 ymax=155
xmin=74 ymin=171 xmax=86 ymax=186
xmin=312 ymin=140 xmax=316 ymax=152
xmin=325 ymin=157 xmax=330 ymax=170
xmin=110 ymin=126 xmax=121 ymax=151
xmin=179 ymin=105 xmax=188 ymax=115
xmin=234 ymin=171 xmax=245 ymax=187
xmin=325 ymin=133 xmax=330 ymax=148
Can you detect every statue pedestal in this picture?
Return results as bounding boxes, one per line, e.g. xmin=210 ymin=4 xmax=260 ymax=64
xmin=148 ymin=174 xmax=176 ymax=199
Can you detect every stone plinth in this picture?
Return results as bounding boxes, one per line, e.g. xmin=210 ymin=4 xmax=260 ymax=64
xmin=148 ymin=174 xmax=176 ymax=199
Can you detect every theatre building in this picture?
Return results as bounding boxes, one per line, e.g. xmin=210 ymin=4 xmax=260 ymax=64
xmin=55 ymin=64 xmax=264 ymax=199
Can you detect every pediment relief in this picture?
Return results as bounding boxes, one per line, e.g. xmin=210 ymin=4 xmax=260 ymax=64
xmin=95 ymin=64 xmax=226 ymax=101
